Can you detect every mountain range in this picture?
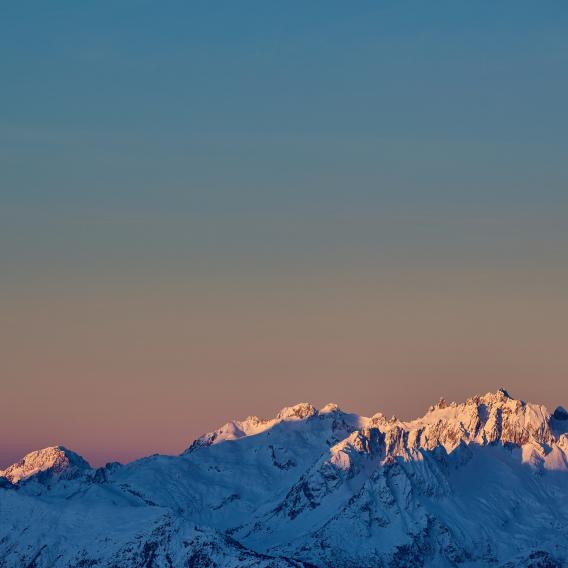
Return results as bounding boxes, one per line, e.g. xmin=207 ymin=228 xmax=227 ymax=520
xmin=1 ymin=388 xmax=567 ymax=567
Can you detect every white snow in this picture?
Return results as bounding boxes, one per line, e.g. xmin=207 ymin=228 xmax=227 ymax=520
xmin=1 ymin=389 xmax=567 ymax=567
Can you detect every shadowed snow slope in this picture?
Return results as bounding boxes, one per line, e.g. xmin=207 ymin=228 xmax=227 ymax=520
xmin=1 ymin=391 xmax=568 ymax=567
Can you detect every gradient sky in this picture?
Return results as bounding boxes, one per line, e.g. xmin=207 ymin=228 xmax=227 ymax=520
xmin=1 ymin=1 xmax=568 ymax=467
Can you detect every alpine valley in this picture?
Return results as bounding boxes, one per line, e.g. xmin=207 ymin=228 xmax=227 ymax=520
xmin=1 ymin=389 xmax=568 ymax=567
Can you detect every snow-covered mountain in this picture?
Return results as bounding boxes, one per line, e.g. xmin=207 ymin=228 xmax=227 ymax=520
xmin=0 ymin=445 xmax=90 ymax=484
xmin=1 ymin=389 xmax=567 ymax=567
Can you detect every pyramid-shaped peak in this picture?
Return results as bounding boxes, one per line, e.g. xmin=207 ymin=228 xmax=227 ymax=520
xmin=0 ymin=445 xmax=90 ymax=484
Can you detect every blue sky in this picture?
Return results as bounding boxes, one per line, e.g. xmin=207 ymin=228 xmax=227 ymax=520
xmin=2 ymin=1 xmax=568 ymax=274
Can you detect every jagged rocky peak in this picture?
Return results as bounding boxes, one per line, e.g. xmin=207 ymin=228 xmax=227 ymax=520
xmin=0 ymin=446 xmax=90 ymax=484
xmin=403 ymin=387 xmax=557 ymax=452
xmin=327 ymin=388 xmax=559 ymax=460
xmin=276 ymin=402 xmax=317 ymax=421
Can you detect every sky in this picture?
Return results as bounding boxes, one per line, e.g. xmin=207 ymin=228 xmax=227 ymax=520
xmin=1 ymin=1 xmax=567 ymax=467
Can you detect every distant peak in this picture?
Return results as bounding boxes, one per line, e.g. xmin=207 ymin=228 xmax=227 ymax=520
xmin=277 ymin=403 xmax=317 ymax=421
xmin=0 ymin=445 xmax=90 ymax=484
